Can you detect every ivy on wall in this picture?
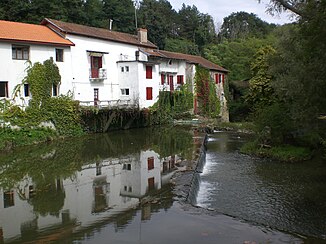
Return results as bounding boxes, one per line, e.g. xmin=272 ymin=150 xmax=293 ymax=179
xmin=0 ymin=58 xmax=83 ymax=150
xmin=194 ymin=65 xmax=220 ymax=117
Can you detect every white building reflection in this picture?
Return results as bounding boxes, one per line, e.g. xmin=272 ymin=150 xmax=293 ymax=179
xmin=0 ymin=150 xmax=178 ymax=243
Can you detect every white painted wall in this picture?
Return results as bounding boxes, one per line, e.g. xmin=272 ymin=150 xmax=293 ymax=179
xmin=0 ymin=42 xmax=72 ymax=107
xmin=66 ymin=34 xmax=140 ymax=104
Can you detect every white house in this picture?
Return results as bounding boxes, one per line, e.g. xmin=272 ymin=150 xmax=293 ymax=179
xmin=41 ymin=19 xmax=163 ymax=108
xmin=0 ymin=20 xmax=74 ymax=108
xmin=0 ymin=18 xmax=228 ymax=113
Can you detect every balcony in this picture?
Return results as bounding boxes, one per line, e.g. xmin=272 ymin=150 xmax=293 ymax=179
xmin=89 ymin=68 xmax=107 ymax=81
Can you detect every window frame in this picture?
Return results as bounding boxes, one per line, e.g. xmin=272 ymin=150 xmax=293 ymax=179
xmin=0 ymin=81 xmax=9 ymax=98
xmin=177 ymin=75 xmax=184 ymax=85
xmin=146 ymin=87 xmax=153 ymax=100
xmin=146 ymin=65 xmax=152 ymax=79
xmin=121 ymin=88 xmax=130 ymax=96
xmin=55 ymin=48 xmax=64 ymax=62
xmin=12 ymin=45 xmax=29 ymax=60
xmin=24 ymin=83 xmax=30 ymax=97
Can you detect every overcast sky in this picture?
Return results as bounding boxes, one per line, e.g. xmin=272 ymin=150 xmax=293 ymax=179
xmin=168 ymin=0 xmax=294 ymax=25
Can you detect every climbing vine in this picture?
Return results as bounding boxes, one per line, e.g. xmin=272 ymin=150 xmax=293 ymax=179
xmin=150 ymin=83 xmax=194 ymax=124
xmin=0 ymin=58 xmax=83 ymax=150
xmin=194 ymin=65 xmax=220 ymax=117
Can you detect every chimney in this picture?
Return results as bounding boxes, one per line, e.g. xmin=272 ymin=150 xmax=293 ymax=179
xmin=109 ymin=19 xmax=113 ymax=30
xmin=138 ymin=28 xmax=147 ymax=43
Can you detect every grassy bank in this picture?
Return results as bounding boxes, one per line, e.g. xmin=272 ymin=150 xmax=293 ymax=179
xmin=240 ymin=141 xmax=312 ymax=162
xmin=0 ymin=128 xmax=58 ymax=151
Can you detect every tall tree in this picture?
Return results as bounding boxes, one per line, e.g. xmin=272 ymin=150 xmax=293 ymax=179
xmin=218 ymin=12 xmax=276 ymax=41
xmin=138 ymin=0 xmax=176 ymax=49
xmin=102 ymin=0 xmax=135 ymax=33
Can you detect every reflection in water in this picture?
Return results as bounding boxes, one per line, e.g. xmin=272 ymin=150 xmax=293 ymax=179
xmin=196 ymin=132 xmax=326 ymax=240
xmin=0 ymin=127 xmax=195 ymax=243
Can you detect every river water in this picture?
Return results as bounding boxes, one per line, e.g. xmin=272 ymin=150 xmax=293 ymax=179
xmin=0 ymin=127 xmax=324 ymax=243
xmin=196 ymin=131 xmax=326 ymax=242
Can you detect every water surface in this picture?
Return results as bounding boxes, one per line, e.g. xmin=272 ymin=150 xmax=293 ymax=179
xmin=196 ymin=131 xmax=326 ymax=241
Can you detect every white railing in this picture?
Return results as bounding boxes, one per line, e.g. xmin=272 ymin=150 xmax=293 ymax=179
xmin=89 ymin=68 xmax=107 ymax=81
xmin=79 ymin=99 xmax=132 ymax=108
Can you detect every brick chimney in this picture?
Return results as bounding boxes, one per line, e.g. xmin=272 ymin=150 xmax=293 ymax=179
xmin=138 ymin=28 xmax=147 ymax=43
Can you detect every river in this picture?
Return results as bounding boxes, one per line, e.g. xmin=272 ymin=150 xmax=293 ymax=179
xmin=0 ymin=127 xmax=324 ymax=243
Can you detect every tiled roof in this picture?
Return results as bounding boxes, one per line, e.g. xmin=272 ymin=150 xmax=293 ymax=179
xmin=0 ymin=20 xmax=74 ymax=46
xmin=140 ymin=48 xmax=227 ymax=72
xmin=41 ymin=18 xmax=157 ymax=49
xmin=158 ymin=50 xmax=228 ymax=72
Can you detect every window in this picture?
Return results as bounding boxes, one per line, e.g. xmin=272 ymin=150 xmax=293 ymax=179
xmin=0 ymin=82 xmax=8 ymax=97
xmin=55 ymin=49 xmax=64 ymax=62
xmin=146 ymin=87 xmax=153 ymax=100
xmin=3 ymin=191 xmax=14 ymax=208
xmin=90 ymin=56 xmax=103 ymax=78
xmin=52 ymin=84 xmax=58 ymax=97
xmin=24 ymin=83 xmax=30 ymax=97
xmin=215 ymin=74 xmax=219 ymax=84
xmin=121 ymin=88 xmax=129 ymax=96
xmin=12 ymin=45 xmax=29 ymax=60
xmin=161 ymin=74 xmax=165 ymax=85
xmin=125 ymin=66 xmax=129 ymax=72
xmin=148 ymin=177 xmax=155 ymax=191
xmin=219 ymin=74 xmax=222 ymax=84
xmin=146 ymin=65 xmax=152 ymax=79
xmin=148 ymin=157 xmax=154 ymax=170
xmin=177 ymin=75 xmax=184 ymax=85
xmin=123 ymin=164 xmax=131 ymax=170
xmin=121 ymin=66 xmax=124 ymax=72
xmin=168 ymin=59 xmax=172 ymax=65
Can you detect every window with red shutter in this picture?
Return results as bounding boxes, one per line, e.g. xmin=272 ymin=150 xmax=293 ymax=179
xmin=161 ymin=74 xmax=165 ymax=85
xmin=215 ymin=74 xmax=219 ymax=84
xmin=146 ymin=87 xmax=153 ymax=100
xmin=146 ymin=65 xmax=152 ymax=79
xmin=147 ymin=157 xmax=154 ymax=170
xmin=177 ymin=75 xmax=184 ymax=84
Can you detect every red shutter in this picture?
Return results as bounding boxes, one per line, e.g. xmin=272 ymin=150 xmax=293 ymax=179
xmin=146 ymin=65 xmax=152 ymax=79
xmin=177 ymin=75 xmax=184 ymax=84
xmin=169 ymin=76 xmax=174 ymax=91
xmin=215 ymin=74 xmax=219 ymax=84
xmin=146 ymin=87 xmax=153 ymax=100
xmin=161 ymin=74 xmax=165 ymax=85
xmin=148 ymin=157 xmax=154 ymax=170
xmin=222 ymin=74 xmax=225 ymax=84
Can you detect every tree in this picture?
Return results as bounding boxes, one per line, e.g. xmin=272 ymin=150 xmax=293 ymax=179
xmin=218 ymin=12 xmax=276 ymax=41
xmin=138 ymin=0 xmax=177 ymax=49
xmin=102 ymin=0 xmax=135 ymax=33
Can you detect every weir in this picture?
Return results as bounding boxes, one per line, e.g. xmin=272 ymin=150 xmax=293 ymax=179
xmin=186 ymin=134 xmax=208 ymax=205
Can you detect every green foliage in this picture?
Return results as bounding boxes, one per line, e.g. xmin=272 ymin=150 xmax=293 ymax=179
xmin=194 ymin=66 xmax=220 ymax=117
xmin=241 ymin=141 xmax=311 ymax=162
xmin=0 ymin=59 xmax=84 ymax=150
xmin=165 ymin=38 xmax=199 ymax=55
xmin=204 ymin=37 xmax=275 ymax=81
xmin=150 ymin=85 xmax=194 ymax=124
xmin=0 ymin=127 xmax=57 ymax=151
xmin=246 ymin=45 xmax=276 ymax=108
xmin=218 ymin=11 xmax=276 ymax=41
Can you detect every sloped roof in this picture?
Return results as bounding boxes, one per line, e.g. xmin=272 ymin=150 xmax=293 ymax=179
xmin=158 ymin=50 xmax=228 ymax=73
xmin=41 ymin=18 xmax=157 ymax=49
xmin=0 ymin=20 xmax=74 ymax=46
xmin=140 ymin=48 xmax=228 ymax=73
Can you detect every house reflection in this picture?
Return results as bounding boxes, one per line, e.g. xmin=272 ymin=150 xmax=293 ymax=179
xmin=0 ymin=149 xmax=179 ymax=243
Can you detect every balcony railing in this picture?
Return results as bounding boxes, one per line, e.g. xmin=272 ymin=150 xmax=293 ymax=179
xmin=79 ymin=99 xmax=132 ymax=108
xmin=89 ymin=68 xmax=107 ymax=81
